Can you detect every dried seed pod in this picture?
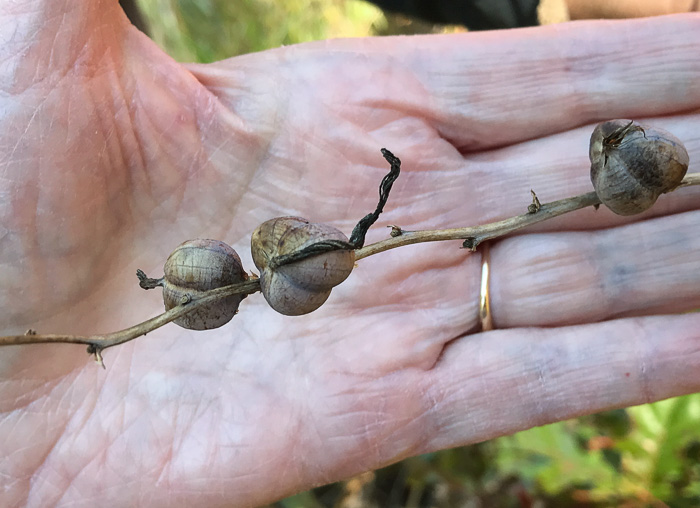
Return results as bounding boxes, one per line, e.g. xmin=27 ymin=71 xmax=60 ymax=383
xmin=251 ymin=217 xmax=355 ymax=316
xmin=590 ymin=119 xmax=689 ymax=215
xmin=162 ymin=239 xmax=248 ymax=330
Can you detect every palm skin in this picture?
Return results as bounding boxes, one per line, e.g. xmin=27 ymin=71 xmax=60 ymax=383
xmin=1 ymin=2 xmax=700 ymax=506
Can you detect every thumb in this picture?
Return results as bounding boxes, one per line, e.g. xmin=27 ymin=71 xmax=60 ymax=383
xmin=0 ymin=0 xmax=214 ymax=331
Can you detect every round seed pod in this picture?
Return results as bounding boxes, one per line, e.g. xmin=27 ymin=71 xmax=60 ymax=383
xmin=590 ymin=119 xmax=689 ymax=215
xmin=162 ymin=239 xmax=248 ymax=330
xmin=251 ymin=217 xmax=355 ymax=316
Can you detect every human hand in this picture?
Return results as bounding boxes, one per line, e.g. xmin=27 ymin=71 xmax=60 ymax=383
xmin=566 ymin=0 xmax=700 ymax=20
xmin=1 ymin=2 xmax=699 ymax=506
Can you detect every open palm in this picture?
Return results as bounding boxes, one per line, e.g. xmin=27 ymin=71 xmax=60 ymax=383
xmin=2 ymin=3 xmax=700 ymax=506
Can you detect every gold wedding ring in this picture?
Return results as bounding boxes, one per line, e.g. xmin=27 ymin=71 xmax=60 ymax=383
xmin=479 ymin=242 xmax=494 ymax=332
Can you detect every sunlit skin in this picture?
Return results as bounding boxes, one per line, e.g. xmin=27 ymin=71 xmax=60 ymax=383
xmin=1 ymin=2 xmax=700 ymax=506
xmin=566 ymin=0 xmax=699 ymax=19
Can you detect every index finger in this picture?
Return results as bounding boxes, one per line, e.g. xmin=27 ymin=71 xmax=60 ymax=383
xmin=193 ymin=15 xmax=700 ymax=153
xmin=392 ymin=14 xmax=700 ymax=150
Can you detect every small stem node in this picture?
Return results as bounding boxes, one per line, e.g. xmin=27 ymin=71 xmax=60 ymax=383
xmin=528 ymin=189 xmax=542 ymax=214
xmin=462 ymin=237 xmax=478 ymax=251
xmin=136 ymin=269 xmax=164 ymax=290
xmin=86 ymin=345 xmax=106 ymax=369
xmin=388 ymin=225 xmax=404 ymax=237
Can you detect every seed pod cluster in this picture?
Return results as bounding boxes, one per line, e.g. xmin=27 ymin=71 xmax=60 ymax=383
xmin=158 ymin=217 xmax=356 ymax=329
xmin=250 ymin=216 xmax=355 ymax=316
xmin=589 ymin=119 xmax=689 ymax=215
xmin=162 ymin=239 xmax=248 ymax=330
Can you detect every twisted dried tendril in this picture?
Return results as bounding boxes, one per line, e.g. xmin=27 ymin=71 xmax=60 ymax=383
xmin=269 ymin=148 xmax=402 ymax=269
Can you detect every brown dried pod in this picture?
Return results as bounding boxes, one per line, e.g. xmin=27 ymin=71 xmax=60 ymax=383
xmin=162 ymin=239 xmax=248 ymax=330
xmin=589 ymin=119 xmax=689 ymax=215
xmin=251 ymin=217 xmax=355 ymax=316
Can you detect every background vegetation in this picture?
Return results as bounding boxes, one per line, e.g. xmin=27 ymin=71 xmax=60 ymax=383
xmin=134 ymin=1 xmax=700 ymax=505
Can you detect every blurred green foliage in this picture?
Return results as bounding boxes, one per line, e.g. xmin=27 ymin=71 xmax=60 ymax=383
xmin=137 ymin=0 xmax=386 ymax=62
xmin=134 ymin=1 xmax=700 ymax=505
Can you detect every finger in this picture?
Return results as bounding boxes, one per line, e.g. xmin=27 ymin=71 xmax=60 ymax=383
xmin=373 ymin=113 xmax=700 ymax=243
xmin=488 ymin=208 xmax=700 ymax=327
xmin=420 ymin=313 xmax=700 ymax=451
xmin=343 ymin=206 xmax=700 ymax=372
xmin=453 ymin=113 xmax=700 ymax=227
xmin=408 ymin=14 xmax=700 ymax=150
xmin=567 ymin=0 xmax=699 ymax=19
xmin=194 ymin=14 xmax=700 ymax=151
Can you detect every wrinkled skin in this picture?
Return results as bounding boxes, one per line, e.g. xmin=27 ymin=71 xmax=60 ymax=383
xmin=1 ymin=2 xmax=700 ymax=506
